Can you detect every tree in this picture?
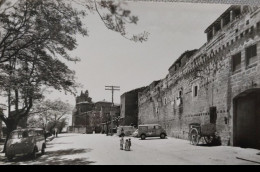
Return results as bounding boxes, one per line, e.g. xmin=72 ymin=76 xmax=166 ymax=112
xmin=28 ymin=99 xmax=72 ymax=130
xmin=28 ymin=99 xmax=72 ymax=132
xmin=0 ymin=0 xmax=148 ymax=152
xmin=0 ymin=0 xmax=149 ymax=64
xmin=56 ymin=118 xmax=68 ymax=133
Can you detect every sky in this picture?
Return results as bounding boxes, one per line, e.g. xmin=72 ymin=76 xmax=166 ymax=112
xmin=0 ymin=1 xmax=230 ymax=108
xmin=51 ymin=1 xmax=229 ymax=106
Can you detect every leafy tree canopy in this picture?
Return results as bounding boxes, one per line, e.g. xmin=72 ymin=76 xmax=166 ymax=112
xmin=0 ymin=0 xmax=148 ymax=152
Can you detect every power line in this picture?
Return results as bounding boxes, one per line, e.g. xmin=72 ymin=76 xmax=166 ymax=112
xmin=105 ymin=86 xmax=120 ymax=106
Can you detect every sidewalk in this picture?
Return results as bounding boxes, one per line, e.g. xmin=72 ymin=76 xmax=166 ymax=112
xmin=235 ymin=148 xmax=260 ymax=164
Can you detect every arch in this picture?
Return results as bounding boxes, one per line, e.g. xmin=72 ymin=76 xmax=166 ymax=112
xmin=233 ymin=88 xmax=260 ymax=149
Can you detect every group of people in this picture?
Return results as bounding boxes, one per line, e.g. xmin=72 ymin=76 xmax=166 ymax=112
xmin=120 ymin=137 xmax=131 ymax=151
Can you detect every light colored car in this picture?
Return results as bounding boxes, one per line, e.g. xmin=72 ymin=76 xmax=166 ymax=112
xmin=132 ymin=129 xmax=138 ymax=137
xmin=117 ymin=126 xmax=136 ymax=137
xmin=5 ymin=128 xmax=46 ymax=160
xmin=138 ymin=124 xmax=167 ymax=140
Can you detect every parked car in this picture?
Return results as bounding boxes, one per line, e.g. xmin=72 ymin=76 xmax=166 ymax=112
xmin=45 ymin=132 xmax=55 ymax=142
xmin=5 ymin=128 xmax=46 ymax=160
xmin=132 ymin=129 xmax=138 ymax=137
xmin=117 ymin=126 xmax=136 ymax=137
xmin=138 ymin=124 xmax=167 ymax=140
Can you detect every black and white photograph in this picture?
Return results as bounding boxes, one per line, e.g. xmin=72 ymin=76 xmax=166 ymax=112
xmin=0 ymin=0 xmax=260 ymax=165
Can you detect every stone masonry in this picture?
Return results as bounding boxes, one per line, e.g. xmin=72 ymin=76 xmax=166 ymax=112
xmin=120 ymin=87 xmax=147 ymax=127
xmin=138 ymin=5 xmax=260 ymax=147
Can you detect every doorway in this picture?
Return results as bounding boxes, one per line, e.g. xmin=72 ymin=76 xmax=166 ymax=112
xmin=233 ymin=89 xmax=260 ymax=149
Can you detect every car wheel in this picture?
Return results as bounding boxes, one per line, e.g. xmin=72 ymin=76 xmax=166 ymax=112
xmin=141 ymin=134 xmax=146 ymax=140
xmin=160 ymin=133 xmax=166 ymax=139
xmin=6 ymin=155 xmax=14 ymax=161
xmin=41 ymin=145 xmax=45 ymax=155
xmin=31 ymin=147 xmax=37 ymax=160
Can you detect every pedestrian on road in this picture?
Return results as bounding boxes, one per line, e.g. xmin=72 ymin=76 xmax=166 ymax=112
xmin=44 ymin=130 xmax=47 ymax=142
xmin=55 ymin=128 xmax=58 ymax=138
xmin=125 ymin=139 xmax=129 ymax=151
xmin=121 ymin=128 xmax=124 ymax=137
xmin=129 ymin=138 xmax=131 ymax=151
xmin=120 ymin=137 xmax=124 ymax=150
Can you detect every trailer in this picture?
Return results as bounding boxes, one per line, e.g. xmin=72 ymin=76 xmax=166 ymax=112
xmin=189 ymin=123 xmax=217 ymax=145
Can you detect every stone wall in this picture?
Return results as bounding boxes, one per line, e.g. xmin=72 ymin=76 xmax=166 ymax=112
xmin=120 ymin=87 xmax=147 ymax=126
xmin=0 ymin=118 xmax=2 ymax=139
xmin=138 ymin=6 xmax=260 ymax=146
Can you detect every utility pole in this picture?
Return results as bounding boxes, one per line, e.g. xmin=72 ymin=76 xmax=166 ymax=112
xmin=105 ymin=86 xmax=120 ymax=106
xmin=105 ymin=86 xmax=120 ymax=136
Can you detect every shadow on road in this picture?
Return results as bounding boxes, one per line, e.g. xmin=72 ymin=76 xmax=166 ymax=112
xmin=2 ymin=148 xmax=95 ymax=165
xmin=196 ymin=143 xmax=221 ymax=147
xmin=46 ymin=142 xmax=74 ymax=149
xmin=138 ymin=138 xmax=168 ymax=141
xmin=54 ymin=134 xmax=79 ymax=138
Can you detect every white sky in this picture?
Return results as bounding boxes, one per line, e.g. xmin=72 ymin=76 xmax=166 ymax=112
xmin=1 ymin=2 xmax=230 ymax=108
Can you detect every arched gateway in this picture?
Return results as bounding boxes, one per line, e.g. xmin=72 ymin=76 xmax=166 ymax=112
xmin=233 ymin=89 xmax=260 ymax=149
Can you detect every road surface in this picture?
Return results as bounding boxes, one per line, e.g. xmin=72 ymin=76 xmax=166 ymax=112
xmin=0 ymin=133 xmax=259 ymax=165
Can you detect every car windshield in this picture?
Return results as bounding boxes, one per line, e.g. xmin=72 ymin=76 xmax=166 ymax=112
xmin=10 ymin=131 xmax=23 ymax=139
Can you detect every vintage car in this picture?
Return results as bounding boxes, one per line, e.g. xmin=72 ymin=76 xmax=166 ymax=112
xmin=5 ymin=128 xmax=46 ymax=160
xmin=117 ymin=126 xmax=136 ymax=137
xmin=138 ymin=124 xmax=167 ymax=140
xmin=132 ymin=129 xmax=139 ymax=137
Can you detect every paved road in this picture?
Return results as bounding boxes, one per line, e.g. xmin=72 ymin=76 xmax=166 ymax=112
xmin=0 ymin=133 xmax=259 ymax=165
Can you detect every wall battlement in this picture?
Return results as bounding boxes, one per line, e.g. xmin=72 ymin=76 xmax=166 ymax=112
xmin=138 ymin=6 xmax=260 ymax=148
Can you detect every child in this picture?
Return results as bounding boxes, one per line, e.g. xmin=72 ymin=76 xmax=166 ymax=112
xmin=129 ymin=138 xmax=131 ymax=151
xmin=120 ymin=137 xmax=124 ymax=150
xmin=125 ymin=139 xmax=129 ymax=151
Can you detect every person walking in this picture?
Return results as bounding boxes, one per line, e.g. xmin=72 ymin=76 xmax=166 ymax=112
xmin=55 ymin=128 xmax=58 ymax=138
xmin=120 ymin=136 xmax=124 ymax=150
xmin=44 ymin=130 xmax=47 ymax=142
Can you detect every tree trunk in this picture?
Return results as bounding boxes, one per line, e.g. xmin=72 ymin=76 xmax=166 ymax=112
xmin=2 ymin=120 xmax=17 ymax=153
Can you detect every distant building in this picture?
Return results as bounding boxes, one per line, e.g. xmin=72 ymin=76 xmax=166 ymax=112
xmin=69 ymin=91 xmax=120 ymax=134
xmin=96 ymin=101 xmax=120 ymax=134
xmin=89 ymin=101 xmax=113 ymax=134
xmin=120 ymin=87 xmax=147 ymax=127
xmin=71 ymin=90 xmax=94 ymax=133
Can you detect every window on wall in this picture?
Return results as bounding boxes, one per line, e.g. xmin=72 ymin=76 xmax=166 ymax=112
xmin=193 ymin=85 xmax=198 ymax=97
xmin=245 ymin=29 xmax=249 ymax=34
xmin=232 ymin=52 xmax=241 ymax=72
xmin=226 ymin=42 xmax=229 ymax=47
xmin=156 ymin=107 xmax=159 ymax=114
xmin=179 ymin=90 xmax=182 ymax=98
xmin=164 ymin=97 xmax=167 ymax=105
xmin=210 ymin=106 xmax=217 ymax=124
xmin=240 ymin=33 xmax=244 ymax=38
xmin=246 ymin=44 xmax=257 ymax=66
xmin=250 ymin=26 xmax=254 ymax=34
